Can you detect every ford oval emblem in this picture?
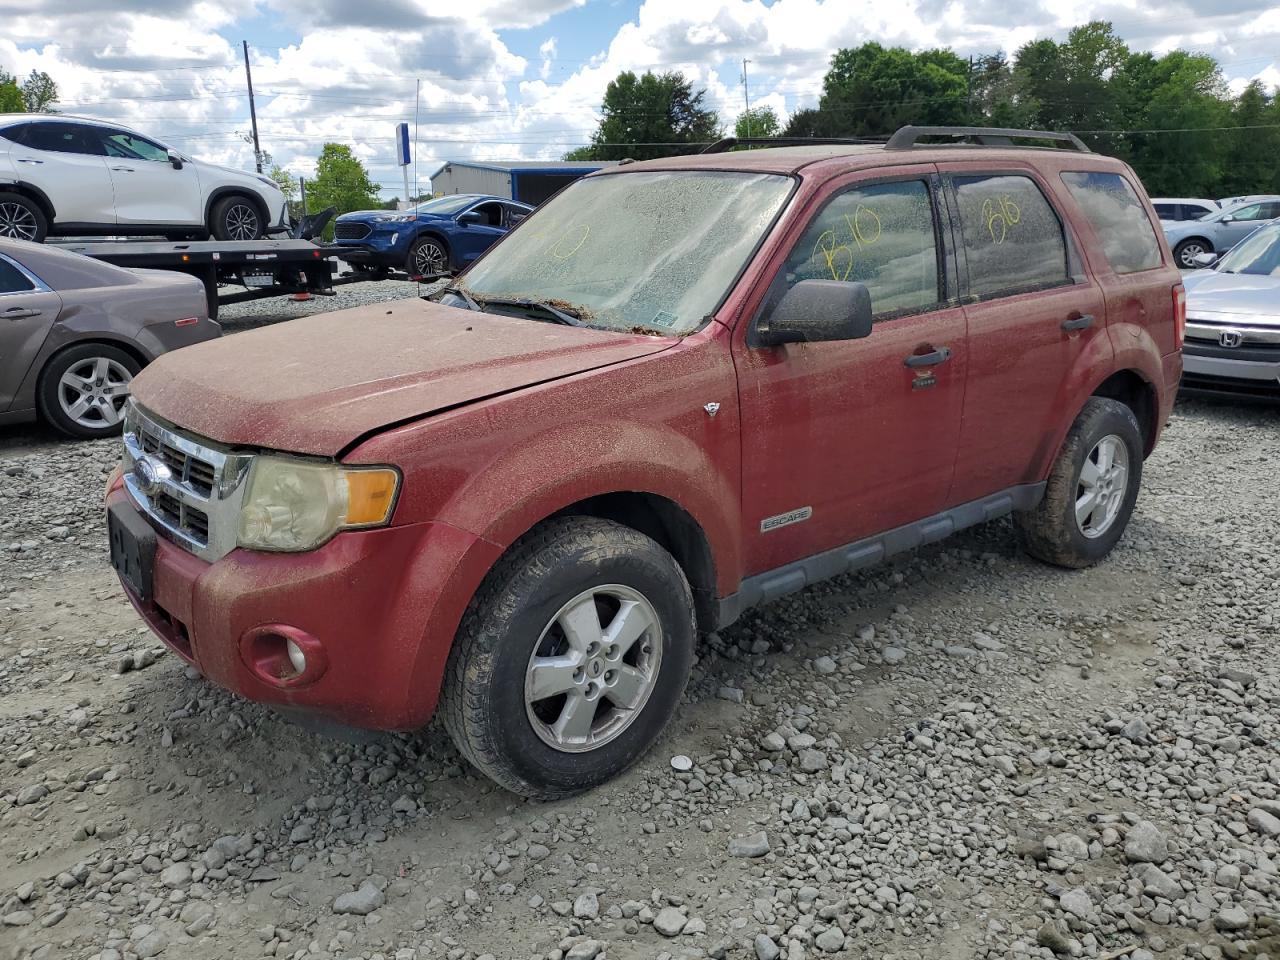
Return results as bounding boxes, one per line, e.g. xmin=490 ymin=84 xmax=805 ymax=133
xmin=133 ymin=455 xmax=171 ymax=496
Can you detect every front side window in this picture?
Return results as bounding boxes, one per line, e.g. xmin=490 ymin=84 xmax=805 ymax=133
xmin=780 ymin=179 xmax=941 ymax=318
xmin=1061 ymin=171 xmax=1162 ymax=274
xmin=458 ymin=170 xmax=792 ymax=335
xmin=953 ymin=174 xmax=1069 ymax=300
xmin=0 ymin=257 xmax=36 ymax=295
xmin=1228 ymin=203 xmax=1266 ymax=222
xmin=98 ymin=129 xmax=170 ymax=162
xmin=0 ymin=122 xmax=31 ymax=145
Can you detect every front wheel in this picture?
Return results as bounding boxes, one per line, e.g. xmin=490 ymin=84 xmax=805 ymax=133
xmin=441 ymin=517 xmax=696 ymax=799
xmin=209 ymin=195 xmax=265 ymax=241
xmin=1015 ymin=397 xmax=1143 ymax=569
xmin=406 ymin=236 xmax=449 ymax=278
xmin=1173 ymin=238 xmax=1211 ymax=269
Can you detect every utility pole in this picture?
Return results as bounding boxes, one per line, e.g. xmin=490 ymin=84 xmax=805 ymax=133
xmin=298 ymin=176 xmax=307 ymax=217
xmin=967 ymin=55 xmax=974 ymax=120
xmin=741 ymin=58 xmax=751 ymax=144
xmin=242 ymin=40 xmax=263 ymax=174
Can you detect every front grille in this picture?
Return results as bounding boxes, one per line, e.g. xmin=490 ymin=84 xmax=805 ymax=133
xmin=334 ymin=222 xmax=371 ymax=241
xmin=135 ymin=420 xmax=217 ymax=498
xmin=122 ymin=402 xmax=251 ymax=562
xmin=1182 ymin=373 xmax=1280 ymax=399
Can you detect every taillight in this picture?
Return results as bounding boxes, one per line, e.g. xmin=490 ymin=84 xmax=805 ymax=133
xmin=1172 ymin=284 xmax=1186 ymax=349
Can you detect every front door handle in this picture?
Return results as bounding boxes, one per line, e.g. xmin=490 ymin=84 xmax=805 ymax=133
xmin=904 ymin=346 xmax=952 ymax=368
xmin=16 ymin=157 xmax=44 ymax=164
xmin=110 ymin=166 xmax=136 ymax=172
xmin=2 ymin=307 xmax=42 ymax=320
xmin=1061 ymin=314 xmax=1095 ymax=332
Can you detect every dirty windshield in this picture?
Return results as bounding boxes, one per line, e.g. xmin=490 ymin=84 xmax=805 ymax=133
xmin=455 ymin=170 xmax=792 ymax=334
xmin=1216 ymin=223 xmax=1280 ymax=275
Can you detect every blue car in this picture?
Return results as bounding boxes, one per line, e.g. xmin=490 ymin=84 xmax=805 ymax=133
xmin=331 ymin=194 xmax=532 ymax=277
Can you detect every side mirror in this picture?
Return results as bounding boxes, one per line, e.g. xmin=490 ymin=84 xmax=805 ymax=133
xmin=754 ymin=279 xmax=873 ymax=347
xmin=1192 ymin=251 xmax=1219 ymax=268
xmin=458 ymin=211 xmax=483 ymax=225
xmin=1220 ymin=214 xmax=1234 ymax=224
xmin=167 ymin=150 xmax=184 ymax=170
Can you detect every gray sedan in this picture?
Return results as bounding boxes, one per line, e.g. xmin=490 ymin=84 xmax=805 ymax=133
xmin=1163 ymin=198 xmax=1280 ymax=269
xmin=0 ymin=238 xmax=220 ymax=438
xmin=1180 ymin=223 xmax=1280 ymax=399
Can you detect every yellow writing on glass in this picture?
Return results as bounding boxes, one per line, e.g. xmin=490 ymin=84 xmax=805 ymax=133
xmin=550 ymin=223 xmax=590 ymax=260
xmin=981 ymin=194 xmax=1021 ymax=244
xmin=810 ymin=204 xmax=882 ymax=281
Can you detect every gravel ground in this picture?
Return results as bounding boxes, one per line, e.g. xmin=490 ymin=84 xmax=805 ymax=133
xmin=2 ymin=289 xmax=1279 ymax=960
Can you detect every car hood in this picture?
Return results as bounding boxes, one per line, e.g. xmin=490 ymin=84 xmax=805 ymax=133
xmin=195 ymin=159 xmax=280 ymax=192
xmin=1183 ymin=270 xmax=1280 ymax=322
xmin=129 ymin=298 xmax=674 ymax=457
xmin=336 ymin=210 xmax=443 ymax=223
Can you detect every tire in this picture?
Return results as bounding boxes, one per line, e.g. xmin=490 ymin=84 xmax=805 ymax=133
xmin=0 ymin=191 xmax=48 ymax=242
xmin=209 ymin=195 xmax=265 ymax=241
xmin=1015 ymin=397 xmax=1144 ymax=569
xmin=442 ymin=516 xmax=696 ymax=799
xmin=38 ymin=343 xmax=141 ymax=439
xmin=1173 ymin=237 xmax=1212 ymax=269
xmin=406 ymin=235 xmax=450 ymax=278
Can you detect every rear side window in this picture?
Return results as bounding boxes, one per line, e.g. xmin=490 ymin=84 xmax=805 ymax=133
xmin=782 ymin=179 xmax=941 ymax=318
xmin=22 ymin=122 xmax=102 ymax=155
xmin=1062 ymin=171 xmax=1162 ymax=274
xmin=0 ymin=257 xmax=35 ymax=294
xmin=953 ymin=174 xmax=1069 ymax=300
xmin=1152 ymin=203 xmax=1177 ymax=220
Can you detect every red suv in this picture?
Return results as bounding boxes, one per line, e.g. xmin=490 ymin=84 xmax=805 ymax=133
xmin=105 ymin=127 xmax=1184 ymax=798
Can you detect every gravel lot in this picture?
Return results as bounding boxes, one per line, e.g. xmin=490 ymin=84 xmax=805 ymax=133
xmin=2 ymin=283 xmax=1279 ymax=960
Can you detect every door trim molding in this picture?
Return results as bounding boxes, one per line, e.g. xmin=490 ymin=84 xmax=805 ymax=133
xmin=716 ymin=481 xmax=1046 ymax=628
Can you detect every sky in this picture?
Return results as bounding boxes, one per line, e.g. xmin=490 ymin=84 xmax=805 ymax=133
xmin=2 ymin=0 xmax=1278 ymax=199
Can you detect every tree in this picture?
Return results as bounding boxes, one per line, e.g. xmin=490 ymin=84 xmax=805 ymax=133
xmin=814 ymin=43 xmax=969 ymax=137
xmin=306 ymin=144 xmax=380 ymax=239
xmin=570 ymin=70 xmax=720 ymax=161
xmin=0 ymin=68 xmax=58 ymax=113
xmin=268 ymin=164 xmax=298 ymax=204
xmin=735 ymin=106 xmax=780 ymax=140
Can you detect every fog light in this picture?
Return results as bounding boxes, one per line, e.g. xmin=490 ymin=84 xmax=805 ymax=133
xmin=286 ymin=638 xmax=307 ymax=675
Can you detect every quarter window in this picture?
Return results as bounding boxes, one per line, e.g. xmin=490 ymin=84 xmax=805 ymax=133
xmin=953 ymin=174 xmax=1069 ymax=300
xmin=0 ymin=258 xmax=35 ymax=295
xmin=1061 ymin=171 xmax=1162 ymax=274
xmin=781 ymin=179 xmax=941 ymax=318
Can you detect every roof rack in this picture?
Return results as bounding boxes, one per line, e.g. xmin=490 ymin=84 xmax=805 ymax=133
xmin=885 ymin=125 xmax=1091 ymax=152
xmin=700 ymin=136 xmax=884 ymax=154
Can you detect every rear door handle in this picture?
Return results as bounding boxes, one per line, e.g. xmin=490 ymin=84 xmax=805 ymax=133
xmin=110 ymin=166 xmax=135 ymax=172
xmin=16 ymin=157 xmax=43 ymax=164
xmin=2 ymin=307 xmax=42 ymax=320
xmin=904 ymin=346 xmax=952 ymax=368
xmin=1061 ymin=314 xmax=1095 ymax=332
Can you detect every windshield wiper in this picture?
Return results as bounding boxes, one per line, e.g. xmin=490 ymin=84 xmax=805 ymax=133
xmin=480 ymin=297 xmax=584 ymax=326
xmin=430 ymin=284 xmax=482 ymax=312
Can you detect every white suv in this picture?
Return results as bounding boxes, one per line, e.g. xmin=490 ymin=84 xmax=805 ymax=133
xmin=0 ymin=115 xmax=288 ymax=243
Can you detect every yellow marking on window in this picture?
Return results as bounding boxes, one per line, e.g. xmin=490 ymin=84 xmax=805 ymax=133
xmin=551 ymin=224 xmax=590 ymax=259
xmin=982 ymin=194 xmax=1021 ymax=245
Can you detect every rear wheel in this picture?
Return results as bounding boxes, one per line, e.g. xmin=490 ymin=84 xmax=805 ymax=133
xmin=0 ymin=191 xmax=47 ymax=242
xmin=442 ymin=517 xmax=696 ymax=799
xmin=1173 ymin=238 xmax=1211 ymax=269
xmin=406 ymin=236 xmax=449 ymax=278
xmin=38 ymin=343 xmax=140 ymax=439
xmin=1015 ymin=397 xmax=1143 ymax=569
xmin=210 ymin=195 xmax=265 ymax=241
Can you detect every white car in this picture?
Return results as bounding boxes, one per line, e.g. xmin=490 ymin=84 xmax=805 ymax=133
xmin=1150 ymin=197 xmax=1218 ymax=224
xmin=0 ymin=114 xmax=288 ymax=243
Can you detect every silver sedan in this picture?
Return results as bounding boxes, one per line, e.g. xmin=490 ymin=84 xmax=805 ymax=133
xmin=0 ymin=238 xmax=220 ymax=438
xmin=1180 ymin=223 xmax=1280 ymax=399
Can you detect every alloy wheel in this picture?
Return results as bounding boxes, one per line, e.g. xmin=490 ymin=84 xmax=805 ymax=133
xmin=412 ymin=240 xmax=448 ymax=276
xmin=225 ymin=204 xmax=260 ymax=241
xmin=1075 ymin=434 xmax=1130 ymax=539
xmin=58 ymin=357 xmax=132 ymax=429
xmin=524 ymin=584 xmax=663 ymax=753
xmin=0 ymin=201 xmax=38 ymax=241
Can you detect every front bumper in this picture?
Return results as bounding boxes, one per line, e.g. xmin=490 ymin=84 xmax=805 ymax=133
xmin=105 ymin=484 xmax=501 ymax=730
xmin=331 ymin=223 xmax=413 ymax=267
xmin=1182 ymin=343 xmax=1280 ymax=398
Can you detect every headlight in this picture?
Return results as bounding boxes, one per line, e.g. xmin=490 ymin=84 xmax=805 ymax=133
xmin=236 ymin=456 xmax=400 ymax=552
xmin=375 ymin=214 xmax=417 ymax=223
